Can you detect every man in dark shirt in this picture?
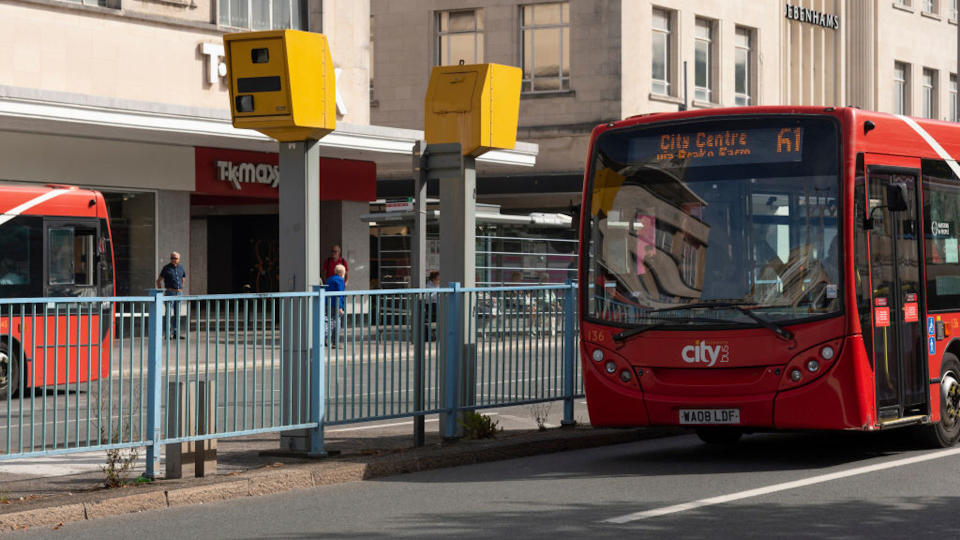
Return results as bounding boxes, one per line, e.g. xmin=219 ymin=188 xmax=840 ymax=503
xmin=156 ymin=251 xmax=187 ymax=338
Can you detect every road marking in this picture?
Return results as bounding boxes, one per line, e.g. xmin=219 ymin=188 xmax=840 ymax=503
xmin=327 ymin=418 xmax=439 ymax=433
xmin=603 ymin=446 xmax=960 ymax=524
xmin=0 ymin=450 xmax=146 ymax=476
xmin=326 ymin=412 xmax=504 ymax=433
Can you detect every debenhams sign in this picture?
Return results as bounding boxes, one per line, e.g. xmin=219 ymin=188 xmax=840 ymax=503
xmin=784 ymin=4 xmax=839 ymax=30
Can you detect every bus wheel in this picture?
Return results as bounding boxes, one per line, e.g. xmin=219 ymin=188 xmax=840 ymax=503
xmin=0 ymin=341 xmax=17 ymax=400
xmin=926 ymin=353 xmax=960 ymax=448
xmin=695 ymin=427 xmax=743 ymax=445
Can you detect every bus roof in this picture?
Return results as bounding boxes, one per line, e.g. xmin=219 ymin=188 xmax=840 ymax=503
xmin=0 ymin=183 xmax=105 ymax=220
xmin=596 ymin=106 xmax=960 ymax=166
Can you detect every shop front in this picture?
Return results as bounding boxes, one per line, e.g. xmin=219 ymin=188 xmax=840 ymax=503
xmin=192 ymin=146 xmax=376 ymax=293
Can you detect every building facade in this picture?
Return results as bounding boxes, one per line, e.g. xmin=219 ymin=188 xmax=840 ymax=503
xmin=371 ymin=0 xmax=960 ymax=211
xmin=0 ymin=0 xmax=387 ymax=294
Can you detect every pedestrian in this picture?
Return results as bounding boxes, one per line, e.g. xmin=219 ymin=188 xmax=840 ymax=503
xmin=323 ymin=244 xmax=349 ymax=285
xmin=326 ymin=264 xmax=347 ymax=347
xmin=424 ymin=271 xmax=440 ymax=341
xmin=156 ymin=251 xmax=187 ymax=339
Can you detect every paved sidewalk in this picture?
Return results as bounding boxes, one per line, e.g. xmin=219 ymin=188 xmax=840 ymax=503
xmin=0 ymin=405 xmax=683 ymax=532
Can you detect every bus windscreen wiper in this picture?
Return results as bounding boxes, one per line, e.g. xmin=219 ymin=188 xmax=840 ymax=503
xmin=613 ymin=321 xmax=668 ymax=342
xmin=612 ymin=315 xmax=731 ymax=343
xmin=651 ymin=300 xmax=795 ymax=342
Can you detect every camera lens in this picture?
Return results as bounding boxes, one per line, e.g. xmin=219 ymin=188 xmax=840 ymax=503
xmin=235 ymin=95 xmax=254 ymax=113
xmin=251 ymin=48 xmax=269 ymax=64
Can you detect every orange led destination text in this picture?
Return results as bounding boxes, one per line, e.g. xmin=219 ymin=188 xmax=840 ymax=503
xmin=657 ymin=130 xmax=750 ymax=161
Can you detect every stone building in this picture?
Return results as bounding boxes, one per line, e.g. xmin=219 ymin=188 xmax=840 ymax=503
xmin=371 ymin=0 xmax=960 ymax=211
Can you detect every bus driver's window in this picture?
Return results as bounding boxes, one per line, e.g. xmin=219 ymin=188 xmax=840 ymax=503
xmin=48 ymin=227 xmax=74 ymax=286
xmin=74 ymin=228 xmax=96 ymax=287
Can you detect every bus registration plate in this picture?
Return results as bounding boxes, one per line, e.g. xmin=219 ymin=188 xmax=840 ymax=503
xmin=678 ymin=409 xmax=740 ymax=425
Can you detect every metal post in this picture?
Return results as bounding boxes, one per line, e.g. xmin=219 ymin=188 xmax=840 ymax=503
xmin=442 ymin=282 xmax=462 ymax=440
xmin=562 ymin=280 xmax=576 ymax=426
xmin=438 ymin=149 xmax=477 ymax=421
xmin=145 ymin=289 xmax=164 ymax=478
xmin=309 ymin=285 xmax=326 ymax=456
xmin=279 ymin=139 xmax=321 ymax=452
xmin=411 ymin=140 xmax=428 ymax=447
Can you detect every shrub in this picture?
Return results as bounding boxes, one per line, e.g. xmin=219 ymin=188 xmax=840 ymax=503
xmin=459 ymin=411 xmax=502 ymax=439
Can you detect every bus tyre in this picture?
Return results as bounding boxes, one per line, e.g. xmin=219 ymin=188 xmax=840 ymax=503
xmin=926 ymin=353 xmax=960 ymax=448
xmin=695 ymin=427 xmax=743 ymax=445
xmin=0 ymin=341 xmax=18 ymax=400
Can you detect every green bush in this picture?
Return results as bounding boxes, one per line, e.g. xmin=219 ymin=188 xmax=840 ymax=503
xmin=459 ymin=411 xmax=502 ymax=439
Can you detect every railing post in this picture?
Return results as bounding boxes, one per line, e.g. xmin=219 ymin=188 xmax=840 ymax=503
xmin=562 ymin=280 xmax=577 ymax=426
xmin=145 ymin=289 xmax=164 ymax=478
xmin=309 ymin=285 xmax=326 ymax=457
xmin=442 ymin=282 xmax=462 ymax=440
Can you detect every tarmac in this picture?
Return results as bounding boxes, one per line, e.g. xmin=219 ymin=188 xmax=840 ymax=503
xmin=0 ymin=406 xmax=682 ymax=533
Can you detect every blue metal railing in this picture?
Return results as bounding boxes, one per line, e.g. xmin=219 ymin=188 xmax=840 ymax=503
xmin=0 ymin=283 xmax=582 ymax=473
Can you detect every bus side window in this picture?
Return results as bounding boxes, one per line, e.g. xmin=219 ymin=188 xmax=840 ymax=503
xmin=48 ymin=225 xmax=98 ymax=296
xmin=74 ymin=228 xmax=96 ymax=287
xmin=48 ymin=227 xmax=75 ymax=286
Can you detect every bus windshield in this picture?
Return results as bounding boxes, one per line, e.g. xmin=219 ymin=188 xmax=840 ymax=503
xmin=585 ymin=116 xmax=841 ymax=327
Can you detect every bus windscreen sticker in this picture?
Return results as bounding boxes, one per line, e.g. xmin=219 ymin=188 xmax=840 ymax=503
xmin=630 ymin=127 xmax=804 ymax=167
xmin=929 ymin=337 xmax=937 ymax=356
xmin=929 ymin=316 xmax=937 ymax=336
xmin=635 ymin=214 xmax=655 ymax=275
xmin=874 ymin=307 xmax=891 ymax=328
xmin=904 ymin=302 xmax=919 ymax=323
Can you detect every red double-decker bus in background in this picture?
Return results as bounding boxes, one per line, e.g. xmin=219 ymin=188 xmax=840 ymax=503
xmin=0 ymin=184 xmax=115 ymax=396
xmin=579 ymin=106 xmax=960 ymax=446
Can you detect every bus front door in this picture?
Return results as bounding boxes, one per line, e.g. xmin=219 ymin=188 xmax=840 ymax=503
xmin=867 ymin=170 xmax=928 ymax=421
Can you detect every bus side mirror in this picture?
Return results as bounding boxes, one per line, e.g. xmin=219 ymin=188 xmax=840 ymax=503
xmin=887 ymin=183 xmax=909 ymax=212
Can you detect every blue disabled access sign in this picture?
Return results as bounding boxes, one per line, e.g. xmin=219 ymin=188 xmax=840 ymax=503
xmin=928 ymin=317 xmax=936 ymax=337
xmin=929 ymin=337 xmax=937 ymax=356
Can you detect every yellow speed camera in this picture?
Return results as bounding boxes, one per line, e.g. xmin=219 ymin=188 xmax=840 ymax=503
xmin=223 ymin=30 xmax=336 ymax=142
xmin=424 ymin=63 xmax=521 ymax=156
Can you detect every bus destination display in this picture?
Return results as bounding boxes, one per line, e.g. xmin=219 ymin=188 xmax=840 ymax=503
xmin=629 ymin=127 xmax=804 ymax=167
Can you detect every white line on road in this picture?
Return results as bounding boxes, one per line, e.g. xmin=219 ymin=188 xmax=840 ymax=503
xmin=326 ymin=412 xmax=509 ymax=433
xmin=327 ymin=418 xmax=439 ymax=433
xmin=603 ymin=446 xmax=960 ymax=524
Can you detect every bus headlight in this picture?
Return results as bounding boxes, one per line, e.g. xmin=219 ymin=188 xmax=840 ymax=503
xmin=605 ymin=361 xmax=617 ymax=374
xmin=790 ymin=369 xmax=802 ymax=382
xmin=620 ymin=370 xmax=632 ymax=383
xmin=806 ymin=359 xmax=820 ymax=373
xmin=592 ymin=349 xmax=604 ymax=362
xmin=820 ymin=346 xmax=835 ymax=360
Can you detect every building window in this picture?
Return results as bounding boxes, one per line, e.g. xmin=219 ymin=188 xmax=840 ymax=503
xmin=694 ymin=18 xmax=716 ymax=103
xmin=734 ymin=27 xmax=753 ymax=106
xmin=953 ymin=0 xmax=958 ymax=19
xmin=951 ymin=74 xmax=957 ymax=121
xmin=103 ymin=192 xmax=156 ymax=297
xmin=922 ymin=0 xmax=937 ymax=14
xmin=895 ymin=0 xmax=912 ymax=7
xmin=923 ymin=68 xmax=938 ymax=119
xmin=520 ymin=2 xmax=570 ymax=93
xmin=651 ymin=8 xmax=673 ymax=96
xmin=63 ymin=0 xmax=118 ymax=8
xmin=894 ymin=62 xmax=909 ymax=115
xmin=437 ymin=10 xmax=484 ymax=66
xmin=370 ymin=15 xmax=375 ymax=100
xmin=219 ymin=0 xmax=304 ymax=30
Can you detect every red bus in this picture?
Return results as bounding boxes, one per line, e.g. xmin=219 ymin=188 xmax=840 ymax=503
xmin=0 ymin=184 xmax=115 ymax=397
xmin=579 ymin=106 xmax=960 ymax=446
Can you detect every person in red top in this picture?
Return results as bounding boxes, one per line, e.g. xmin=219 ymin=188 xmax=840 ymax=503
xmin=323 ymin=244 xmax=349 ymax=284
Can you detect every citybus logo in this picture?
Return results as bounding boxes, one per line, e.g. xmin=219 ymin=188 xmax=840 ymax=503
xmin=681 ymin=340 xmax=730 ymax=367
xmin=215 ymin=161 xmax=280 ymax=190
